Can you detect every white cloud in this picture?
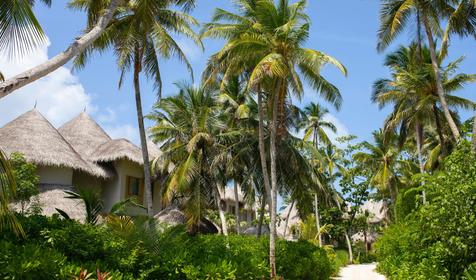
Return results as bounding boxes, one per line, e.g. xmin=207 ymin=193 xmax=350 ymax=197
xmin=0 ymin=42 xmax=96 ymax=127
xmin=323 ymin=114 xmax=349 ymax=143
xmin=0 ymin=42 xmax=141 ymax=145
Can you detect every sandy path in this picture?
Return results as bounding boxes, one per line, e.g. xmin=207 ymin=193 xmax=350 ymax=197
xmin=334 ymin=263 xmax=386 ymax=280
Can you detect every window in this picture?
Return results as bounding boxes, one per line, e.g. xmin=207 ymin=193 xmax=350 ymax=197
xmin=126 ymin=176 xmax=144 ymax=203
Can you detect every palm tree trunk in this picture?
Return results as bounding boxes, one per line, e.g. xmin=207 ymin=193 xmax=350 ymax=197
xmin=0 ymin=0 xmax=121 ymax=98
xmin=215 ymin=184 xmax=228 ymax=236
xmin=257 ymin=90 xmax=272 ymax=204
xmin=269 ymin=90 xmax=280 ymax=279
xmin=433 ymin=105 xmax=447 ymax=155
xmin=133 ymin=50 xmax=154 ymax=217
xmin=415 ymin=123 xmax=426 ymax=204
xmin=257 ymin=194 xmax=266 ymax=237
xmin=283 ymin=200 xmax=294 ymax=239
xmin=234 ymin=181 xmax=241 ymax=234
xmin=313 ymin=131 xmax=322 ymax=247
xmin=344 ymin=232 xmax=353 ymax=264
xmin=257 ymin=89 xmax=276 ymax=276
xmin=314 ymin=193 xmax=323 ymax=247
xmin=472 ymin=111 xmax=476 ymax=152
xmin=423 ymin=16 xmax=461 ymax=141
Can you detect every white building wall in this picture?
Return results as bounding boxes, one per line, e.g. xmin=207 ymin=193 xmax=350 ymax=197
xmin=37 ymin=166 xmax=73 ymax=185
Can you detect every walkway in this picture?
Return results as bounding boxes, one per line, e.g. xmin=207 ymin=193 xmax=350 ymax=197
xmin=334 ymin=263 xmax=386 ymax=280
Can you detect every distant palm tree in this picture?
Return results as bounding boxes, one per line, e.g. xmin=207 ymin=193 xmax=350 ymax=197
xmin=302 ymin=103 xmax=337 ymax=148
xmin=149 ymin=83 xmax=229 ymax=234
xmin=72 ymin=0 xmax=201 ymax=216
xmin=377 ymin=0 xmax=475 ymax=140
xmin=0 ymin=149 xmax=24 ymax=237
xmin=203 ymin=1 xmax=346 ymax=275
xmin=300 ymin=102 xmax=337 ymax=246
xmin=354 ymin=130 xmax=401 ymax=218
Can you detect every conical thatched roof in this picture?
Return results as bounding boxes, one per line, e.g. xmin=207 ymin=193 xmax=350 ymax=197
xmin=93 ymin=138 xmax=144 ymax=164
xmin=58 ymin=112 xmax=114 ymax=178
xmin=58 ymin=112 xmax=111 ymax=157
xmin=92 ymin=139 xmax=161 ymax=165
xmin=0 ymin=109 xmax=94 ymax=175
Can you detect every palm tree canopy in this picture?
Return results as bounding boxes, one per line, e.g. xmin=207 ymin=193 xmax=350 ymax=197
xmin=301 ymin=102 xmax=337 ymax=147
xmin=202 ymin=0 xmax=347 ymax=110
xmin=372 ymin=44 xmax=475 ymax=129
xmin=70 ymin=0 xmax=202 ymax=96
xmin=0 ymin=0 xmax=51 ymax=58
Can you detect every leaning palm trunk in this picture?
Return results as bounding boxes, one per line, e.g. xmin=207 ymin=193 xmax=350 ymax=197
xmin=422 ymin=16 xmax=461 ymax=141
xmin=344 ymin=231 xmax=353 ymax=264
xmin=314 ymin=193 xmax=323 ymax=246
xmin=233 ymin=181 xmax=240 ymax=234
xmin=0 ymin=0 xmax=121 ymax=99
xmin=215 ymin=184 xmax=228 ymax=236
xmin=133 ymin=51 xmax=154 ymax=217
xmin=415 ymin=123 xmax=426 ymax=204
xmin=283 ymin=200 xmax=294 ymax=239
xmin=268 ymin=92 xmax=280 ymax=279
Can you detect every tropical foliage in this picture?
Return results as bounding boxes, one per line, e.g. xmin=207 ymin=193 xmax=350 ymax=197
xmin=1 ymin=0 xmax=476 ymax=279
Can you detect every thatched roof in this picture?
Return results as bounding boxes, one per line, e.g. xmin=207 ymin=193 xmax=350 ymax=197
xmin=1 ymin=110 xmax=161 ymax=176
xmin=0 ymin=109 xmax=95 ymax=175
xmin=359 ymin=200 xmax=388 ymax=224
xmin=92 ymin=138 xmax=161 ymax=165
xmin=154 ymin=206 xmax=219 ymax=234
xmin=59 ymin=112 xmax=111 ymax=157
xmin=11 ymin=184 xmax=87 ymax=222
xmin=92 ymin=138 xmax=144 ymax=164
xmin=58 ymin=112 xmax=114 ymax=178
xmin=243 ymin=226 xmax=269 ymax=235
xmin=155 ymin=206 xmax=187 ymax=225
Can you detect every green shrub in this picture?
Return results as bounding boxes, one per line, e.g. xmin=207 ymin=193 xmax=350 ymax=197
xmin=375 ymin=141 xmax=476 ymax=279
xmin=10 ymin=153 xmax=40 ymax=214
xmin=0 ymin=241 xmax=66 ymax=279
xmin=0 ymin=216 xmax=337 ymax=279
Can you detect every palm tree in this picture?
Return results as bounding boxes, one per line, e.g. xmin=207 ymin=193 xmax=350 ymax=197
xmin=0 ymin=0 xmax=50 ymax=58
xmin=354 ymin=130 xmax=401 ymax=219
xmin=0 ymin=0 xmax=198 ymax=99
xmin=0 ymin=149 xmax=24 ymax=237
xmin=149 ymin=83 xmax=230 ymax=234
xmin=373 ymin=44 xmax=475 ymax=201
xmin=203 ymin=1 xmax=346 ymax=276
xmin=218 ymin=76 xmax=252 ymax=234
xmin=300 ymin=102 xmax=337 ymax=246
xmin=71 ymin=0 xmax=201 ymax=216
xmin=0 ymin=0 xmax=123 ymax=98
xmin=377 ymin=0 xmax=475 ymax=141
xmin=302 ymin=103 xmax=337 ymax=148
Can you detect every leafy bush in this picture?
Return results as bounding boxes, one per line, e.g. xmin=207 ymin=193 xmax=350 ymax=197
xmin=375 ymin=141 xmax=476 ymax=279
xmin=10 ymin=152 xmax=40 ymax=214
xmin=0 ymin=215 xmax=336 ymax=279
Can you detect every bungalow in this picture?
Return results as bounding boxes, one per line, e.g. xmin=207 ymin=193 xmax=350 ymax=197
xmin=0 ymin=109 xmax=253 ymax=224
xmin=0 ymin=109 xmax=163 ymax=219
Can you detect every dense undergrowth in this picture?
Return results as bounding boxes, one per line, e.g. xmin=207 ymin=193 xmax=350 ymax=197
xmin=0 ymin=214 xmax=338 ymax=279
xmin=374 ymin=142 xmax=476 ymax=280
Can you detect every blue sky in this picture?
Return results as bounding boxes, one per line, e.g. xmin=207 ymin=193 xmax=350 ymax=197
xmin=1 ymin=0 xmax=475 ymax=144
